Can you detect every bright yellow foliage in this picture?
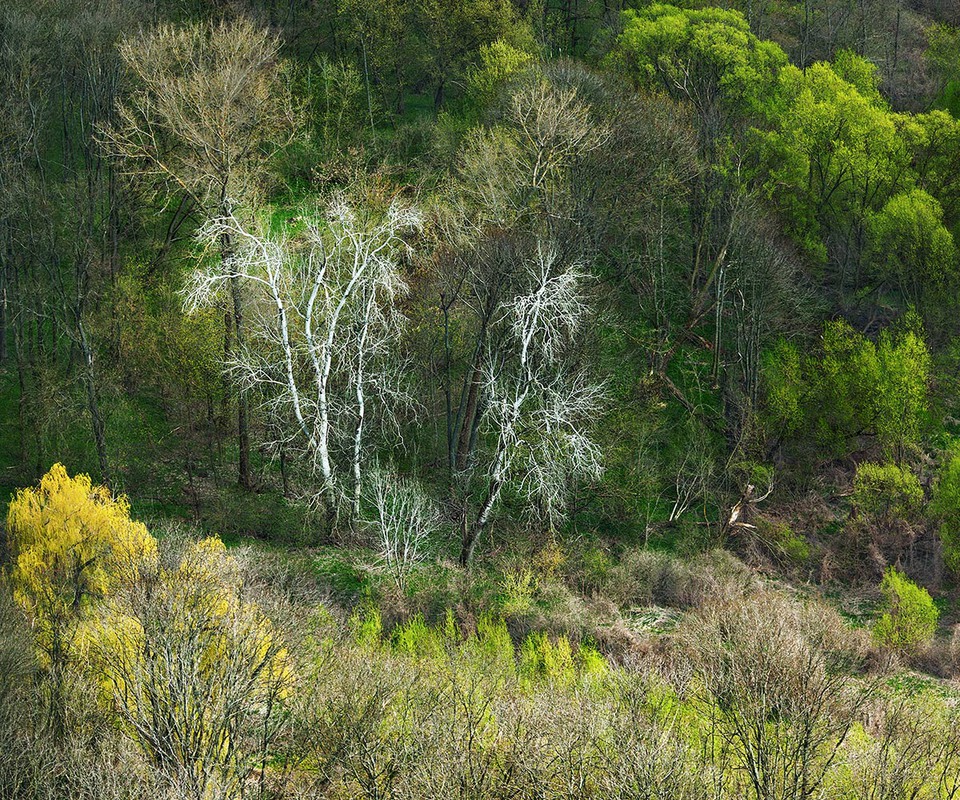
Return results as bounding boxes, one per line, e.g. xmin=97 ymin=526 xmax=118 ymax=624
xmin=87 ymin=537 xmax=292 ymax=786
xmin=6 ymin=466 xmax=291 ymax=790
xmin=87 ymin=535 xmax=293 ymax=695
xmin=158 ymin=537 xmax=293 ymax=694
xmin=6 ymin=463 xmax=157 ymax=664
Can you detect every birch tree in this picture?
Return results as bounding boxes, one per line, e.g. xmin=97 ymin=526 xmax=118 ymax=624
xmin=459 ymin=243 xmax=604 ymax=566
xmin=441 ymin=76 xmax=610 ymax=482
xmin=366 ymin=467 xmax=439 ymax=589
xmin=184 ymin=197 xmax=421 ymax=528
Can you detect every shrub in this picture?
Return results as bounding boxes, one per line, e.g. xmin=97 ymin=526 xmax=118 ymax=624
xmin=604 ymin=548 xmax=753 ymax=610
xmin=88 ymin=536 xmax=291 ymax=800
xmin=760 ymin=338 xmax=804 ymax=437
xmin=930 ymin=444 xmax=960 ymax=573
xmin=465 ymin=614 xmax=516 ymax=671
xmin=873 ymin=567 xmax=939 ymax=654
xmin=465 ymin=38 xmax=535 ymax=112
xmin=365 ymin=469 xmax=439 ymax=589
xmin=604 ymin=549 xmax=687 ymax=608
xmin=680 ymin=589 xmax=871 ymax=800
xmin=500 ymin=567 xmax=537 ymax=615
xmin=350 ymin=603 xmax=384 ymax=649
xmin=519 ymin=631 xmax=576 ymax=688
xmin=752 ymin=517 xmax=810 ymax=565
xmin=392 ymin=613 xmax=450 ymax=659
xmin=852 ymin=462 xmax=923 ymax=520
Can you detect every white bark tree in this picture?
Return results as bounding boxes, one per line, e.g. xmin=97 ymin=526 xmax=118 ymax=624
xmin=459 ymin=243 xmax=604 ymax=567
xmin=183 ymin=197 xmax=421 ymax=528
xmin=365 ymin=467 xmax=439 ymax=589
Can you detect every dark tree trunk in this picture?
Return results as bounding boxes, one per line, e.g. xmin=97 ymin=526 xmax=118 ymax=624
xmin=219 ymin=199 xmax=252 ymax=491
xmin=231 ymin=271 xmax=252 ymax=491
xmin=459 ymin=475 xmax=502 ymax=567
xmin=79 ymin=317 xmax=110 ymax=488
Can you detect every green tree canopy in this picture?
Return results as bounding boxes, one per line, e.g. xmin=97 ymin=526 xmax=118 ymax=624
xmin=613 ymin=4 xmax=786 ymax=152
xmin=866 ymin=189 xmax=957 ymax=305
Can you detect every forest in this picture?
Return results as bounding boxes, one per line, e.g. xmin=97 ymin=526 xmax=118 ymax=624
xmin=5 ymin=0 xmax=960 ymax=797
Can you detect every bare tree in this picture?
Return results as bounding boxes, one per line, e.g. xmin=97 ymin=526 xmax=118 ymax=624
xmin=845 ymin=695 xmax=960 ymax=800
xmin=92 ymin=539 xmax=289 ymax=800
xmin=0 ymin=3 xmax=128 ymax=487
xmin=365 ymin=468 xmax=439 ymax=589
xmin=184 ymin=197 xmax=421 ymax=528
xmin=459 ymin=242 xmax=604 ymax=566
xmin=438 ymin=75 xmax=611 ymax=482
xmin=680 ymin=590 xmax=876 ymax=800
xmin=102 ymin=18 xmax=299 ymax=490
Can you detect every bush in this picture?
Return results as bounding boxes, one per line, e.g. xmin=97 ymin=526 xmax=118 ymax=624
xmin=680 ymin=589 xmax=871 ymax=800
xmin=365 ymin=469 xmax=439 ymax=589
xmin=930 ymin=444 xmax=960 ymax=573
xmin=852 ymin=462 xmax=923 ymax=520
xmin=760 ymin=338 xmax=804 ymax=438
xmin=754 ymin=517 xmax=810 ymax=565
xmin=604 ymin=547 xmax=753 ymax=610
xmin=873 ymin=567 xmax=939 ymax=654
xmin=88 ymin=536 xmax=292 ymax=800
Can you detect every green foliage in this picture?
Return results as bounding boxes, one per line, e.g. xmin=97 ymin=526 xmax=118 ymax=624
xmin=465 ymin=38 xmax=536 ymax=113
xmin=930 ymin=444 xmax=960 ymax=573
xmin=350 ymin=603 xmax=384 ymax=649
xmin=392 ymin=613 xmax=449 ymax=658
xmin=757 ymin=60 xmax=904 ymax=262
xmin=873 ymin=567 xmax=938 ymax=653
xmin=467 ymin=613 xmax=516 ymax=669
xmin=755 ymin=517 xmax=810 ymax=564
xmin=830 ymin=50 xmax=884 ymax=105
xmin=852 ymin=462 xmax=923 ymax=520
xmin=296 ymin=55 xmax=370 ymax=151
xmin=760 ymin=339 xmax=804 ymax=438
xmin=500 ymin=567 xmax=537 ymax=616
xmin=761 ymin=317 xmax=931 ymax=462
xmin=519 ymin=631 xmax=576 ymax=688
xmin=614 ymin=4 xmax=787 ymax=122
xmin=577 ymin=641 xmax=607 ymax=677
xmin=813 ymin=319 xmax=929 ymax=458
xmin=873 ymin=320 xmax=932 ymax=460
xmin=866 ymin=189 xmax=957 ymax=303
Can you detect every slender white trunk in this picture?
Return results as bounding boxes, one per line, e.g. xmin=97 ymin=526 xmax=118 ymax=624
xmin=351 ymin=291 xmax=375 ymax=519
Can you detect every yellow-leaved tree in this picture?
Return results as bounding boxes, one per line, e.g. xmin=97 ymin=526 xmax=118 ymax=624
xmin=91 ymin=537 xmax=292 ymax=799
xmin=5 ymin=465 xmax=291 ymax=797
xmin=6 ymin=463 xmax=157 ymax=669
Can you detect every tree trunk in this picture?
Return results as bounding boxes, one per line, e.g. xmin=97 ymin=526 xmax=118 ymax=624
xmin=456 ymin=361 xmax=483 ymax=470
xmin=443 ymin=295 xmax=456 ymax=477
xmin=280 ymin=442 xmax=290 ymax=498
xmin=351 ymin=301 xmax=372 ymax=520
xmin=0 ymin=263 xmax=6 ymax=365
xmin=14 ymin=324 xmax=28 ymax=469
xmin=459 ymin=475 xmax=503 ymax=567
xmin=78 ymin=317 xmax=110 ymax=488
xmin=231 ymin=272 xmax=252 ymax=491
xmin=220 ymin=202 xmax=252 ymax=491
